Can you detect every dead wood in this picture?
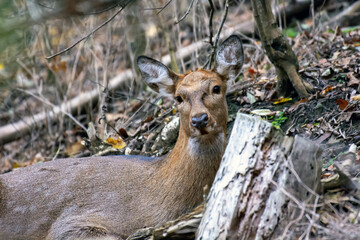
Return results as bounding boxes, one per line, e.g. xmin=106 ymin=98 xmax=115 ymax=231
xmin=274 ymin=0 xmax=327 ymax=23
xmin=197 ymin=113 xmax=322 ymax=239
xmin=321 ymin=147 xmax=360 ymax=191
xmin=126 ymin=113 xmax=322 ymax=239
xmin=0 ymin=70 xmax=132 ymax=145
xmin=326 ymin=1 xmax=360 ymax=27
xmin=251 ymin=0 xmax=313 ymax=98
xmin=127 ymin=204 xmax=204 ymax=240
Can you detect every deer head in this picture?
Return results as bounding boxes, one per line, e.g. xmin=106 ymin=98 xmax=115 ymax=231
xmin=137 ymin=35 xmax=244 ymax=156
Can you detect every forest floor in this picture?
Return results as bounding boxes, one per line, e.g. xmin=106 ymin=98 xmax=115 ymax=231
xmin=1 ymin=3 xmax=360 ymax=239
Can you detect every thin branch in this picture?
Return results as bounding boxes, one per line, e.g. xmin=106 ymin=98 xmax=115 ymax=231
xmin=18 ymin=88 xmax=87 ymax=132
xmin=156 ymin=0 xmax=173 ymax=15
xmin=311 ymin=0 xmax=315 ymax=31
xmin=305 ymin=195 xmax=320 ymax=240
xmin=83 ymin=4 xmax=121 ymax=15
xmin=206 ymin=0 xmax=229 ymax=69
xmin=175 ymin=0 xmax=195 ymax=24
xmin=213 ymin=0 xmax=229 ymax=55
xmin=203 ymin=0 xmax=215 ymax=69
xmin=45 ymin=5 xmax=127 ymax=60
xmin=270 ymin=179 xmax=320 ymax=219
xmin=35 ymin=1 xmax=120 ymax=15
xmin=207 ymin=0 xmax=215 ymax=46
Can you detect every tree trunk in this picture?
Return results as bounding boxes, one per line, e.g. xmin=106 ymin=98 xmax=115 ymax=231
xmin=251 ymin=0 xmax=313 ymax=98
xmin=197 ymin=113 xmax=322 ymax=239
xmin=128 ymin=113 xmax=322 ymax=239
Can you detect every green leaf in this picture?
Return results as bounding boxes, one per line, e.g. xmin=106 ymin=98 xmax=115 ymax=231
xmin=282 ymin=28 xmax=298 ymax=38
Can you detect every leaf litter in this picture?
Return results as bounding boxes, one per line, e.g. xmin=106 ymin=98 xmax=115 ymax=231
xmin=233 ymin=27 xmax=360 ymax=237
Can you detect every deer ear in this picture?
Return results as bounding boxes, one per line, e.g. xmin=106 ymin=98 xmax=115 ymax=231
xmin=137 ymin=56 xmax=178 ymax=97
xmin=215 ymin=35 xmax=244 ymax=81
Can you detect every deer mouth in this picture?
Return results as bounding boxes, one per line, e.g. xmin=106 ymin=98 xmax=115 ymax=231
xmin=191 ymin=122 xmax=218 ymax=137
xmin=199 ymin=129 xmax=209 ymax=135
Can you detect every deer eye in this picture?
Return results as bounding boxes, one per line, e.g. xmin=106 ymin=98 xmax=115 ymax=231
xmin=213 ymin=85 xmax=221 ymax=94
xmin=175 ymin=96 xmax=183 ymax=103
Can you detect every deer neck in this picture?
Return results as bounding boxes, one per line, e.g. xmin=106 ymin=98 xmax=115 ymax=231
xmin=152 ymin=126 xmax=226 ymax=209
xmin=170 ymin=125 xmax=225 ymax=171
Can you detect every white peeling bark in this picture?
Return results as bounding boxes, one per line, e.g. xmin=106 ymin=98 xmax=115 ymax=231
xmin=196 ymin=113 xmax=322 ymax=240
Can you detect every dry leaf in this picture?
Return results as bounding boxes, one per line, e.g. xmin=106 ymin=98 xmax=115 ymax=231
xmin=340 ymin=57 xmax=351 ymax=66
xmin=57 ymin=61 xmax=67 ymax=71
xmin=13 ymin=153 xmax=45 ymax=168
xmin=105 ymin=113 xmax=122 ymax=122
xmin=320 ymin=86 xmax=336 ymax=95
xmin=250 ymin=109 xmax=275 ymax=116
xmin=288 ymin=99 xmax=308 ymax=112
xmin=274 ymin=97 xmax=292 ymax=104
xmin=0 ymin=158 xmax=12 ymax=173
xmin=347 ymin=72 xmax=360 ymax=87
xmin=248 ymin=68 xmax=256 ymax=77
xmin=331 ymin=51 xmax=340 ymax=60
xmin=336 ymin=99 xmax=348 ymax=110
xmin=119 ymin=128 xmax=129 ymax=139
xmin=318 ymin=58 xmax=328 ymax=64
xmin=351 ymin=95 xmax=360 ymax=101
xmin=66 ymin=141 xmax=85 ymax=156
xmin=106 ymin=136 xmax=126 ymax=149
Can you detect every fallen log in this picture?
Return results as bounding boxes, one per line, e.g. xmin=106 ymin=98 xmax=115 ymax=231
xmin=127 ymin=113 xmax=323 ymax=239
xmin=0 ymin=70 xmax=132 ymax=145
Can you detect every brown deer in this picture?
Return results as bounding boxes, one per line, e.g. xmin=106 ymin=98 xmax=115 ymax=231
xmin=0 ymin=35 xmax=243 ymax=240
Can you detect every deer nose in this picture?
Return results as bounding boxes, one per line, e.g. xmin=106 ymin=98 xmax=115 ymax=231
xmin=191 ymin=113 xmax=209 ymax=129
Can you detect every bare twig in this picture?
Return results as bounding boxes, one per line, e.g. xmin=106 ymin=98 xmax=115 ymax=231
xmin=156 ymin=0 xmax=173 ymax=15
xmin=207 ymin=0 xmax=215 ymax=46
xmin=52 ymin=145 xmax=62 ymax=161
xmin=83 ymin=4 xmax=121 ymax=15
xmin=175 ymin=0 xmax=195 ymax=24
xmin=212 ymin=0 xmax=229 ymax=57
xmin=226 ymin=80 xmax=257 ymax=95
xmin=311 ymin=0 xmax=315 ymax=32
xmin=192 ymin=0 xmax=199 ymax=67
xmin=326 ymin=1 xmax=360 ymax=27
xmin=305 ymin=195 xmax=320 ymax=240
xmin=46 ymin=5 xmax=127 ymax=60
xmin=18 ymin=88 xmax=87 ymax=131
xmin=281 ymin=206 xmax=305 ymax=239
xmin=173 ymin=3 xmax=186 ymax=72
xmin=144 ymin=0 xmax=172 ymax=11
xmin=206 ymin=0 xmax=229 ymax=69
xmin=157 ymin=7 xmax=179 ymax=72
xmin=35 ymin=0 xmax=121 ymax=15
xmin=270 ymin=179 xmax=320 ymax=219
xmin=123 ymin=97 xmax=151 ymax=129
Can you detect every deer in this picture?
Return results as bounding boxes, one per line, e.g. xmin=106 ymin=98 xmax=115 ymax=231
xmin=0 ymin=35 xmax=243 ymax=240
